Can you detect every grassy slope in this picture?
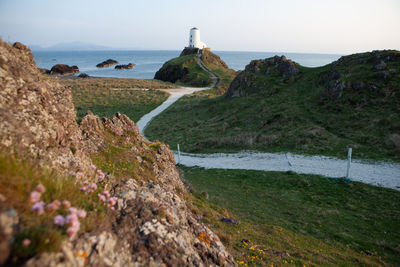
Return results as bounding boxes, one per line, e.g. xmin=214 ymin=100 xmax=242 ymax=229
xmin=0 ymin=155 xmax=109 ymax=263
xmin=181 ymin=166 xmax=400 ymax=266
xmin=0 ymin=127 xmax=162 ymax=264
xmin=60 ymin=78 xmax=172 ymax=123
xmin=159 ymin=54 xmax=213 ymax=87
xmin=145 ymin=54 xmax=400 ymax=161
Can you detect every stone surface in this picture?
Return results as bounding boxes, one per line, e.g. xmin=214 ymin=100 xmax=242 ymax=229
xmin=226 ymin=55 xmax=299 ymax=98
xmin=50 ymin=64 xmax=79 ymax=75
xmin=96 ymin=59 xmax=118 ymax=68
xmin=180 ymin=47 xmax=200 ymax=57
xmin=115 ymin=63 xmax=135 ymax=69
xmin=0 ymin=39 xmax=91 ymax=173
xmin=0 ymin=209 xmax=18 ymax=264
xmin=319 ymin=50 xmax=400 ymax=101
xmin=220 ymin=217 xmax=240 ymax=226
xmin=373 ymin=60 xmax=387 ymax=70
xmin=78 ymin=73 xmax=89 ymax=78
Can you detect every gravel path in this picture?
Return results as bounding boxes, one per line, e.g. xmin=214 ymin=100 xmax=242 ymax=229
xmin=174 ymin=151 xmax=400 ymax=190
xmin=138 ymin=54 xmax=400 ymax=191
xmin=137 ymin=53 xmax=218 ymax=133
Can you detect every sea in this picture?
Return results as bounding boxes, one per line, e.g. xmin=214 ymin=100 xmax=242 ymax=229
xmin=32 ymin=50 xmax=342 ymax=79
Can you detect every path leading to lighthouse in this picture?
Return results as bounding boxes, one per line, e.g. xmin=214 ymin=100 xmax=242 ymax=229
xmin=137 ymin=54 xmax=400 ymax=190
xmin=137 ymin=54 xmax=218 ymax=133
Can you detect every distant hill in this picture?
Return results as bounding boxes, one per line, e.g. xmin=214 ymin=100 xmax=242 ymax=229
xmin=30 ymin=41 xmax=113 ymax=51
xmin=146 ymin=50 xmax=400 ymax=161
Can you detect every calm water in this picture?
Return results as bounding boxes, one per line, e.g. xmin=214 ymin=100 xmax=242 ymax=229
xmin=33 ymin=50 xmax=342 ymax=79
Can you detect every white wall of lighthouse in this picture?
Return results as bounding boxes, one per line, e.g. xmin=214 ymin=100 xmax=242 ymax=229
xmin=188 ymin=27 xmax=206 ymax=49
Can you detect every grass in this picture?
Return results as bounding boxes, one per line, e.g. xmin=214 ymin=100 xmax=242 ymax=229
xmin=60 ymin=77 xmax=173 ymax=123
xmin=89 ymin=128 xmax=158 ymax=183
xmin=0 ymin=155 xmax=109 ymax=264
xmin=145 ymin=51 xmax=400 ymax=162
xmin=180 ymin=166 xmax=400 ymax=266
xmin=0 ymin=116 xmax=166 ymax=264
xmin=159 ymin=53 xmax=213 ymax=87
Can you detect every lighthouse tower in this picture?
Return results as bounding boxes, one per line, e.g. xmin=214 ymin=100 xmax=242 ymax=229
xmin=188 ymin=27 xmax=206 ymax=49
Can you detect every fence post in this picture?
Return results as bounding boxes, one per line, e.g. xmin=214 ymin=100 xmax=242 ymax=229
xmin=177 ymin=143 xmax=181 ymax=164
xmin=346 ymin=148 xmax=352 ymax=179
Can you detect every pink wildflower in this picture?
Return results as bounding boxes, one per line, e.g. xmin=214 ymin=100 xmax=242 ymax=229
xmin=83 ymin=180 xmax=89 ymax=186
xmin=107 ymin=197 xmax=118 ymax=207
xmin=98 ymin=194 xmax=106 ymax=202
xmin=54 ymin=215 xmax=65 ymax=226
xmin=103 ymin=191 xmax=110 ymax=198
xmin=111 ymin=206 xmax=115 ymax=210
xmin=35 ymin=184 xmax=46 ymax=193
xmin=80 ymin=186 xmax=87 ymax=192
xmin=77 ymin=209 xmax=87 ymax=219
xmin=90 ymin=165 xmax=97 ymax=170
xmin=62 ymin=200 xmax=71 ymax=209
xmin=90 ymin=183 xmax=97 ymax=190
xmin=67 ymin=226 xmax=79 ymax=239
xmin=30 ymin=191 xmax=41 ymax=203
xmin=47 ymin=200 xmax=61 ymax=212
xmin=32 ymin=201 xmax=45 ymax=215
xmin=66 ymin=214 xmax=80 ymax=227
xmin=22 ymin=239 xmax=31 ymax=247
xmin=68 ymin=207 xmax=78 ymax=215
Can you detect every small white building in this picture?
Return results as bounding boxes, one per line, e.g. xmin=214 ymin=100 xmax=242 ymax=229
xmin=188 ymin=27 xmax=206 ymax=49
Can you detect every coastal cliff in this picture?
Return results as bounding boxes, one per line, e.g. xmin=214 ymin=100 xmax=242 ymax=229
xmin=0 ymin=39 xmax=236 ymax=266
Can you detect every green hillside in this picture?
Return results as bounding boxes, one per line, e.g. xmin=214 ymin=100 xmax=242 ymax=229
xmin=146 ymin=50 xmax=400 ymax=161
xmin=154 ymin=48 xmax=235 ymax=88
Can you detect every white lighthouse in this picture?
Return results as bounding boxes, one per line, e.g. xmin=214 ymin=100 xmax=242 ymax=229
xmin=188 ymin=27 xmax=206 ymax=49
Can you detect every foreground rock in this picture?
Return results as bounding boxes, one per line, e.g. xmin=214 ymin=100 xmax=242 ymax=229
xmin=96 ymin=59 xmax=118 ymax=68
xmin=0 ymin=39 xmax=236 ymax=266
xmin=50 ymin=64 xmax=79 ymax=75
xmin=226 ymin=55 xmax=299 ymax=97
xmin=0 ymin=41 xmax=90 ymax=172
xmin=115 ymin=63 xmax=135 ymax=69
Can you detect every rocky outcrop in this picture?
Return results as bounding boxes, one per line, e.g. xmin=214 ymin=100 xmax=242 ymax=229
xmin=154 ymin=64 xmax=190 ymax=83
xmin=50 ymin=64 xmax=79 ymax=75
xmin=0 ymin=40 xmax=236 ymax=266
xmin=78 ymin=73 xmax=89 ymax=78
xmin=319 ymin=50 xmax=400 ymax=101
xmin=0 ymin=40 xmax=91 ymax=173
xmin=115 ymin=63 xmax=135 ymax=69
xmin=226 ymin=55 xmax=299 ymax=98
xmin=155 ymin=48 xmax=232 ymax=87
xmin=180 ymin=47 xmax=200 ymax=57
xmin=201 ymin=48 xmax=229 ymax=69
xmin=96 ymin=59 xmax=118 ymax=68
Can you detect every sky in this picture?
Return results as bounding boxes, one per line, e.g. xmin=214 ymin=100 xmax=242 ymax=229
xmin=0 ymin=0 xmax=399 ymax=54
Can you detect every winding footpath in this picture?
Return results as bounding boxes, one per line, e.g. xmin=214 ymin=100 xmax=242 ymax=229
xmin=137 ymin=55 xmax=400 ymax=190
